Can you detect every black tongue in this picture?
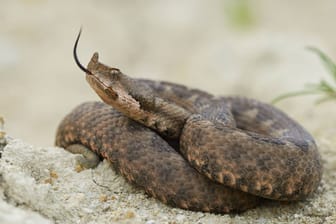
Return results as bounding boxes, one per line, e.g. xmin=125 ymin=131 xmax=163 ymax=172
xmin=73 ymin=28 xmax=91 ymax=74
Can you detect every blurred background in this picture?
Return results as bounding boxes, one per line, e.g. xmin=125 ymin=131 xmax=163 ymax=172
xmin=1 ymin=0 xmax=336 ymax=146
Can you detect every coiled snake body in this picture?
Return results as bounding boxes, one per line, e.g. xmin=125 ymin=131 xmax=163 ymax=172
xmin=55 ymin=31 xmax=322 ymax=213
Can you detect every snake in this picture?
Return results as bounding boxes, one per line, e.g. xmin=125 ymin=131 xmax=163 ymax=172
xmin=55 ymin=30 xmax=323 ymax=213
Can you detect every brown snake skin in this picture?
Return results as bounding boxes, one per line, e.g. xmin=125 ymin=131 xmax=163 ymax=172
xmin=55 ymin=31 xmax=323 ymax=213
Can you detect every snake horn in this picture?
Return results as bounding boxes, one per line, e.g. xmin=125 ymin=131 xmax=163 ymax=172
xmin=73 ymin=28 xmax=91 ymax=74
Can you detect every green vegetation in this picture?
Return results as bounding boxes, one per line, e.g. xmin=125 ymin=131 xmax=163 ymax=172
xmin=272 ymin=48 xmax=336 ymax=104
xmin=224 ymin=0 xmax=255 ymax=29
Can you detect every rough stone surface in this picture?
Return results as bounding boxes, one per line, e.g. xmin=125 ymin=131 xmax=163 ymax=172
xmin=0 ymin=134 xmax=335 ymax=223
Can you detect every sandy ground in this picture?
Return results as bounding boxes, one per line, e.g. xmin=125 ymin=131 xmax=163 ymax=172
xmin=1 ymin=0 xmax=336 ymax=223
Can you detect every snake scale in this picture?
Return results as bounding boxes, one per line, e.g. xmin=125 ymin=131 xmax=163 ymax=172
xmin=55 ymin=30 xmax=322 ymax=213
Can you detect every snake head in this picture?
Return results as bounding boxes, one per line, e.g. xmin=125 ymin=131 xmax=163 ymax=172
xmin=85 ymin=52 xmax=123 ymax=105
xmin=85 ymin=53 xmax=162 ymax=121
xmin=84 ymin=53 xmax=171 ymax=131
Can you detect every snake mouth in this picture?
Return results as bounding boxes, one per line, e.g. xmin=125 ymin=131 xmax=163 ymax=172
xmin=86 ymin=74 xmax=119 ymax=101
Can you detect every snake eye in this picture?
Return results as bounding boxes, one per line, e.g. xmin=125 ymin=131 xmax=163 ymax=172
xmin=109 ymin=68 xmax=121 ymax=79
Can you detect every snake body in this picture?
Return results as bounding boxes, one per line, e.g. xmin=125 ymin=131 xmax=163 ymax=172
xmin=55 ymin=31 xmax=323 ymax=213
